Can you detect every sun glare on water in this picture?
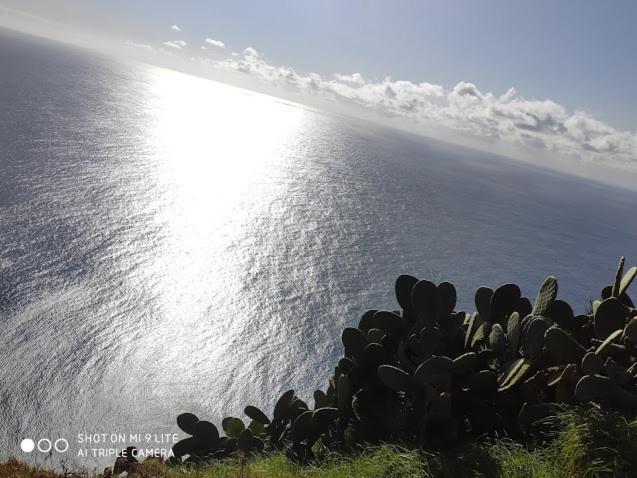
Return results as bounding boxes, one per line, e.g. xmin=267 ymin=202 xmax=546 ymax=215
xmin=123 ymin=69 xmax=311 ymax=385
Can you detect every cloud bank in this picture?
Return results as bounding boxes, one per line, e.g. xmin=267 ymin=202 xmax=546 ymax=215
xmin=207 ymin=47 xmax=636 ymax=167
xmin=128 ymin=34 xmax=636 ymax=170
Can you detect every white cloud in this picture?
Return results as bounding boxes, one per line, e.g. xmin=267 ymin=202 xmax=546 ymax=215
xmin=243 ymin=46 xmax=259 ymax=58
xmin=204 ymin=38 xmax=225 ymax=48
xmin=170 ymin=25 xmax=181 ymax=33
xmin=163 ymin=40 xmax=187 ymax=50
xmin=333 ymin=72 xmax=366 ymax=87
xmin=206 ymin=48 xmax=636 ymax=166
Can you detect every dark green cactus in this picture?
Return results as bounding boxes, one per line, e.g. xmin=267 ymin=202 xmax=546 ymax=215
xmin=358 ymin=310 xmax=377 ymax=333
xmin=624 ymin=317 xmax=637 ymax=344
xmin=516 ymin=297 xmax=533 ymax=320
xmin=367 ymin=328 xmax=385 ymax=343
xmin=411 ymin=279 xmax=438 ymax=322
xmin=533 ymin=276 xmax=558 ymax=317
xmin=581 ymin=352 xmax=603 ymax=375
xmin=612 ymin=257 xmax=626 ymax=298
xmin=273 ymin=390 xmax=295 ymax=422
xmin=518 ymin=402 xmax=563 ymax=429
xmin=619 ymin=266 xmax=637 ymax=297
xmin=428 ymin=392 xmax=452 ymax=422
xmin=464 ymin=312 xmax=481 ymax=349
xmin=594 ymin=298 xmax=629 ymax=340
xmin=474 ymin=286 xmax=493 ymax=321
xmin=244 ymin=405 xmax=270 ymax=425
xmin=470 ymin=321 xmax=492 ymax=348
xmin=609 ymin=256 xmax=637 ymax=301
xmin=313 ymin=390 xmax=330 ymax=410
xmin=488 ymin=323 xmax=506 ymax=356
xmin=575 ymin=374 xmax=637 ymax=409
xmin=195 ymin=421 xmax=220 ymax=443
xmin=338 ymin=357 xmax=354 ymax=374
xmin=452 ymin=352 xmax=477 ymax=375
xmin=414 ymin=356 xmax=453 ymax=390
xmin=506 ymin=311 xmax=522 ymax=356
xmin=177 ymin=413 xmax=199 ymax=435
xmin=544 ymin=327 xmax=585 ymax=365
xmin=378 ymin=365 xmax=414 ymax=393
xmin=418 ymin=325 xmax=442 ymax=358
xmin=523 ymin=317 xmax=548 ymax=363
xmin=342 ymin=327 xmax=368 ymax=357
xmin=291 ymin=410 xmax=313 ymax=443
xmin=498 ymin=358 xmax=531 ymax=392
xmin=337 ymin=375 xmax=351 ymax=410
xmin=237 ymin=428 xmax=263 ymax=454
xmin=595 ymin=329 xmax=623 ymax=357
xmin=374 ymin=311 xmax=408 ymax=338
xmin=552 ymin=363 xmax=576 ymax=403
xmin=490 ymin=283 xmax=521 ymax=325
xmin=547 ymin=300 xmax=574 ymax=330
xmin=312 ymin=407 xmax=339 ymax=435
xmin=436 ymin=281 xmax=457 ymax=319
xmin=222 ymin=417 xmax=245 ymax=438
xmin=395 ymin=275 xmax=419 ymax=317
xmin=470 ymin=370 xmax=498 ymax=397
xmin=604 ymin=358 xmax=633 ymax=386
xmin=248 ymin=420 xmax=265 ymax=437
xmin=169 ymin=257 xmax=637 ymax=465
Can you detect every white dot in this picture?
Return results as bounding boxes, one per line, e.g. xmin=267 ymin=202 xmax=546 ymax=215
xmin=20 ymin=438 xmax=35 ymax=453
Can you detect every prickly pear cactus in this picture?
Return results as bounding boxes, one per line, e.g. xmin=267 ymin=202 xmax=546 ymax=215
xmin=533 ymin=276 xmax=558 ymax=317
xmin=167 ymin=257 xmax=637 ymax=465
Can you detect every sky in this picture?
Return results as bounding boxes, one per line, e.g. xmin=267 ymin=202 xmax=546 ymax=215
xmin=1 ymin=0 xmax=636 ymax=176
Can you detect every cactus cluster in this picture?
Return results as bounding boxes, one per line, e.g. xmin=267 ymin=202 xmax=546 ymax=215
xmin=171 ymin=257 xmax=637 ymax=464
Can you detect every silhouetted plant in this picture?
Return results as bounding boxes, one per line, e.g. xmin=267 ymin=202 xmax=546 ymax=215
xmin=170 ymin=257 xmax=637 ymax=465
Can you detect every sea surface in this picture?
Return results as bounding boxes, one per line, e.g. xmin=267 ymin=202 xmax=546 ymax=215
xmin=0 ymin=29 xmax=636 ymax=470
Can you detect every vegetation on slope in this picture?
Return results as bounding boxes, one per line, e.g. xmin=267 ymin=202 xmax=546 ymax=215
xmin=4 ymin=258 xmax=637 ymax=477
xmin=3 ymin=404 xmax=637 ymax=477
xmin=168 ymin=258 xmax=637 ymax=466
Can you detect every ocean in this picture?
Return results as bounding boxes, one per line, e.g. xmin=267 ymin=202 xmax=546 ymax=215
xmin=0 ymin=29 xmax=635 ymax=470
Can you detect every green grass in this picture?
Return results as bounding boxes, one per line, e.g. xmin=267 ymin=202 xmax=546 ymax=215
xmin=3 ymin=407 xmax=636 ymax=478
xmin=552 ymin=407 xmax=637 ymax=477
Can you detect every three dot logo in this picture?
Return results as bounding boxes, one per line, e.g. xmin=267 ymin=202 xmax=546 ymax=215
xmin=20 ymin=438 xmax=68 ymax=453
xmin=20 ymin=438 xmax=35 ymax=453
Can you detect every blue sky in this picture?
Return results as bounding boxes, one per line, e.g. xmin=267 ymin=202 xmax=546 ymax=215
xmin=1 ymin=0 xmax=636 ymax=171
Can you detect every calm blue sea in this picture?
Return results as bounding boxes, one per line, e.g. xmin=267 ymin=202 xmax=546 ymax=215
xmin=0 ymin=29 xmax=636 ymax=470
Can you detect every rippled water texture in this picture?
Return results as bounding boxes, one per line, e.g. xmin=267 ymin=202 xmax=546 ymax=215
xmin=1 ymin=30 xmax=636 ymax=469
